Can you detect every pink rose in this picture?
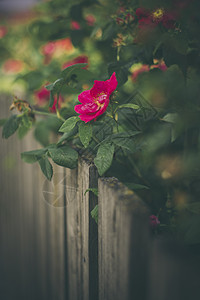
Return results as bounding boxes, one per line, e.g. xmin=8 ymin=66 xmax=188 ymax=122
xmin=149 ymin=215 xmax=160 ymax=229
xmin=74 ymin=72 xmax=118 ymax=123
xmin=34 ymin=86 xmax=63 ymax=113
xmin=71 ymin=21 xmax=81 ymax=30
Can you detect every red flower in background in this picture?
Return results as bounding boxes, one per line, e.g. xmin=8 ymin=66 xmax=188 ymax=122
xmin=151 ymin=60 xmax=167 ymax=71
xmin=0 ymin=25 xmax=7 ymax=38
xmin=85 ymin=15 xmax=96 ymax=26
xmin=131 ymin=60 xmax=167 ymax=82
xmin=34 ymin=86 xmax=64 ymax=113
xmin=2 ymin=59 xmax=23 ymax=74
xmin=149 ymin=215 xmax=160 ymax=229
xmin=62 ymin=55 xmax=88 ymax=69
xmin=136 ymin=7 xmax=176 ymax=29
xmin=71 ymin=21 xmax=81 ymax=30
xmin=75 ymin=72 xmax=118 ymax=123
xmin=41 ymin=38 xmax=73 ymax=65
xmin=54 ymin=38 xmax=73 ymax=51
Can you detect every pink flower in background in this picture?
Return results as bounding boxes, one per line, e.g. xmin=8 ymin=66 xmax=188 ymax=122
xmin=62 ymin=55 xmax=88 ymax=70
xmin=41 ymin=42 xmax=56 ymax=56
xmin=71 ymin=21 xmax=81 ymax=30
xmin=131 ymin=60 xmax=167 ymax=82
xmin=75 ymin=72 xmax=118 ymax=123
xmin=151 ymin=60 xmax=167 ymax=71
xmin=136 ymin=7 xmax=176 ymax=29
xmin=41 ymin=42 xmax=56 ymax=65
xmin=41 ymin=38 xmax=73 ymax=64
xmin=131 ymin=64 xmax=150 ymax=82
xmin=0 ymin=25 xmax=7 ymax=38
xmin=149 ymin=215 xmax=160 ymax=229
xmin=34 ymin=87 xmax=50 ymax=104
xmin=2 ymin=59 xmax=23 ymax=74
xmin=85 ymin=14 xmax=96 ymax=26
xmin=136 ymin=7 xmax=155 ymax=28
xmin=55 ymin=38 xmax=73 ymax=51
xmin=34 ymin=86 xmax=64 ymax=113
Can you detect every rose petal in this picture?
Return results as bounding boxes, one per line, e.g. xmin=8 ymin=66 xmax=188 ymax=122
xmin=106 ymin=72 xmax=118 ymax=95
xmin=78 ymin=90 xmax=92 ymax=104
xmin=90 ymin=80 xmax=108 ymax=97
xmin=74 ymin=102 xmax=99 ymax=114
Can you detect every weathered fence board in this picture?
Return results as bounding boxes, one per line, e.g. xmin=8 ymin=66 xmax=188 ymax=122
xmin=0 ymin=95 xmax=66 ymax=300
xmin=65 ymin=160 xmax=98 ymax=300
xmin=98 ymin=177 xmax=150 ymax=300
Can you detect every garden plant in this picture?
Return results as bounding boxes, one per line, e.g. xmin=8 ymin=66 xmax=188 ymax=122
xmin=1 ymin=0 xmax=200 ymax=245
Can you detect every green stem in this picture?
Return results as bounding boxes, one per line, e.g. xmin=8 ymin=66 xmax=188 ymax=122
xmin=32 ymin=110 xmax=64 ymax=121
xmin=117 ymin=47 xmax=120 ymax=61
xmin=111 ymin=104 xmax=119 ymax=132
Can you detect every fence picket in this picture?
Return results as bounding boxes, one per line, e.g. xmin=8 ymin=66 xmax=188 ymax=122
xmin=98 ymin=177 xmax=150 ymax=300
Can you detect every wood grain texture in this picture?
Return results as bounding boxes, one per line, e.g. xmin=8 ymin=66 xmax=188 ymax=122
xmin=98 ymin=177 xmax=150 ymax=300
xmin=0 ymin=95 xmax=66 ymax=300
xmin=65 ymin=159 xmax=98 ymax=300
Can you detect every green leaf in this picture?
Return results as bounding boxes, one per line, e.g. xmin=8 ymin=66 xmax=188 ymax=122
xmin=111 ymin=131 xmax=141 ymax=152
xmin=2 ymin=115 xmax=20 ymax=139
xmin=17 ymin=114 xmax=32 ymax=139
xmin=53 ymin=78 xmax=64 ymax=92
xmin=78 ymin=122 xmax=93 ymax=148
xmin=34 ymin=121 xmax=50 ymax=147
xmin=161 ymin=113 xmax=178 ymax=123
xmin=59 ymin=116 xmax=79 ymax=133
xmin=84 ymin=188 xmax=98 ymax=197
xmin=38 ymin=157 xmax=53 ymax=181
xmin=61 ymin=63 xmax=88 ymax=81
xmin=48 ymin=78 xmax=64 ymax=107
xmin=57 ymin=126 xmax=78 ymax=145
xmin=94 ymin=142 xmax=115 ymax=176
xmin=124 ymin=183 xmax=149 ymax=190
xmin=102 ymin=22 xmax=117 ymax=40
xmin=45 ymin=83 xmax=54 ymax=91
xmin=48 ymin=145 xmax=78 ymax=169
xmin=49 ymin=91 xmax=55 ymax=107
xmin=118 ymin=103 xmax=139 ymax=110
xmin=0 ymin=118 xmax=7 ymax=127
xmin=91 ymin=205 xmax=98 ymax=224
xmin=21 ymin=148 xmax=47 ymax=164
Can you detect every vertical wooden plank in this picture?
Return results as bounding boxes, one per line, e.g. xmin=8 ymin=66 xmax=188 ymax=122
xmin=0 ymin=94 xmax=67 ymax=300
xmin=65 ymin=159 xmax=98 ymax=300
xmin=98 ymin=177 xmax=150 ymax=300
xmin=44 ymin=166 xmax=66 ymax=300
xmin=147 ymin=239 xmax=200 ymax=300
xmin=0 ymin=94 xmax=43 ymax=299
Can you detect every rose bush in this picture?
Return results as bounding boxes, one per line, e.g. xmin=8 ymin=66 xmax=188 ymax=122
xmin=1 ymin=0 xmax=200 ymax=243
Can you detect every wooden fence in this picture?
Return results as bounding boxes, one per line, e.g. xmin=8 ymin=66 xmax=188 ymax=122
xmin=1 ymin=95 xmax=200 ymax=300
